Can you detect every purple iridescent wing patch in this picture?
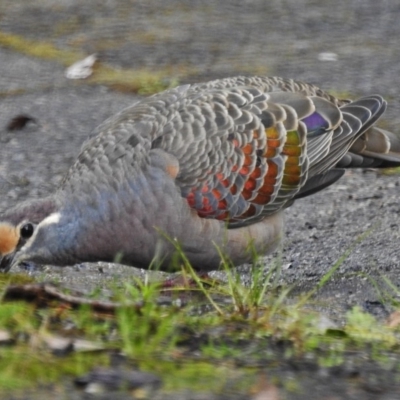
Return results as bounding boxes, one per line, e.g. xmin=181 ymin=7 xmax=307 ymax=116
xmin=302 ymin=112 xmax=329 ymax=137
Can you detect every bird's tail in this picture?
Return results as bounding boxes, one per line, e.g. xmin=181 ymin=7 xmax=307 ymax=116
xmin=348 ymin=126 xmax=400 ymax=167
xmin=295 ymin=98 xmax=400 ymax=201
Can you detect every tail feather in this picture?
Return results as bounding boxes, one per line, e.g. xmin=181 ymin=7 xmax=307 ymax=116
xmin=349 ymin=127 xmax=400 ymax=167
xmin=302 ymin=95 xmax=400 ymax=199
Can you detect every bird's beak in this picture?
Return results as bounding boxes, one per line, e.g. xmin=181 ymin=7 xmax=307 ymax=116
xmin=0 ymin=252 xmax=16 ymax=272
xmin=0 ymin=248 xmax=32 ymax=273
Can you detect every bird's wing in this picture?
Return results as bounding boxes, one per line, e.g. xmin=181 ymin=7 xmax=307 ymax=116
xmin=148 ymin=78 xmax=388 ymax=227
xmin=59 ymin=77 xmax=396 ymax=228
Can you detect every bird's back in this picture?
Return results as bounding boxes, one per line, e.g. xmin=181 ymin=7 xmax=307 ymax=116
xmin=61 ymin=76 xmax=396 ymax=227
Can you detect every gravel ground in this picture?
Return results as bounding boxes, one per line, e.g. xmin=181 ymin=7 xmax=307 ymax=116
xmin=1 ymin=0 xmax=400 ymax=314
xmin=1 ymin=1 xmax=400 ymax=398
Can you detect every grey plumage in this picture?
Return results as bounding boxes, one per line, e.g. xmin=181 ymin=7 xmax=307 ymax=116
xmin=1 ymin=76 xmax=400 ymax=272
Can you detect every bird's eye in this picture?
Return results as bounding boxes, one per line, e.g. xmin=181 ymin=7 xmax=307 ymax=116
xmin=20 ymin=223 xmax=34 ymax=239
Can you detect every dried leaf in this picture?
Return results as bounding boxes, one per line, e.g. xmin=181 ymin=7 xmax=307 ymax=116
xmin=6 ymin=114 xmax=37 ymax=131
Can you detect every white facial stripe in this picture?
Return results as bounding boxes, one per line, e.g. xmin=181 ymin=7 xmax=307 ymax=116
xmin=39 ymin=212 xmax=61 ymax=228
xmin=22 ymin=212 xmax=62 ymax=250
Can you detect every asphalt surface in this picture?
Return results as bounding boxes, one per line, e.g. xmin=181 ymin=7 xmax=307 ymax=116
xmin=1 ymin=0 xmax=400 ymax=317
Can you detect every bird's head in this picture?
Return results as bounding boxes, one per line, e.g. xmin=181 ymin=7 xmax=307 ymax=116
xmin=0 ymin=220 xmax=37 ymax=271
xmin=1 ymin=211 xmax=84 ymax=271
xmin=0 ymin=201 xmax=131 ymax=271
xmin=0 ymin=198 xmax=59 ymax=271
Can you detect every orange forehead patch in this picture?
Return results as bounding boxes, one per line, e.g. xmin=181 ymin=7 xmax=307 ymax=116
xmin=0 ymin=223 xmax=20 ymax=256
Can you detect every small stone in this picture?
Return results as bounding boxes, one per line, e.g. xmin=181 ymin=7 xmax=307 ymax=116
xmin=42 ymin=334 xmax=73 ymax=355
xmin=0 ymin=330 xmax=13 ymax=344
xmin=318 ymin=52 xmax=338 ymax=62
